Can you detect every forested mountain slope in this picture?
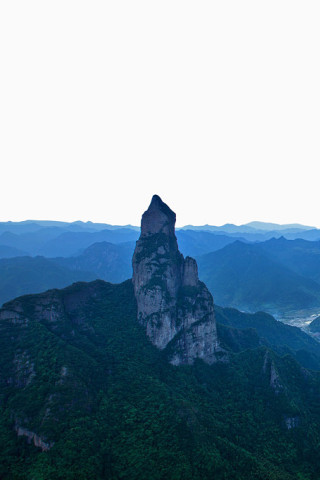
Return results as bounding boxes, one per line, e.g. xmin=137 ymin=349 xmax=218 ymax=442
xmin=1 ymin=280 xmax=320 ymax=479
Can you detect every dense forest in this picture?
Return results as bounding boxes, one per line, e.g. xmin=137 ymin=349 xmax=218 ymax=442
xmin=1 ymin=280 xmax=320 ymax=479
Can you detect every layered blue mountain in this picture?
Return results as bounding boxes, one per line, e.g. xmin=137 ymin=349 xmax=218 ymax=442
xmin=0 ymin=245 xmax=28 ymax=258
xmin=197 ymin=239 xmax=320 ymax=313
xmin=0 ymin=241 xmax=135 ymax=306
xmin=0 ymin=227 xmax=139 ymax=257
xmin=2 ymin=200 xmax=320 ymax=478
xmin=55 ymin=241 xmax=135 ymax=283
xmin=258 ymin=237 xmax=320 ymax=283
xmin=0 ymin=224 xmax=245 ymax=260
xmin=176 ymin=229 xmax=246 ymax=257
xmin=2 ymin=219 xmax=320 ymax=259
xmin=4 ymin=228 xmax=320 ymax=316
xmin=0 ymin=256 xmax=96 ymax=305
xmin=309 ymin=315 xmax=320 ymax=333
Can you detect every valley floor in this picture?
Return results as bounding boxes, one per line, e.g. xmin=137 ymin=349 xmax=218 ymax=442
xmin=277 ymin=308 xmax=320 ymax=331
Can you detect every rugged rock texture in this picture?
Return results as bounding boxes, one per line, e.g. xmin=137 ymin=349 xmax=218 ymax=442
xmin=0 ymin=281 xmax=103 ymax=329
xmin=15 ymin=425 xmax=54 ymax=451
xmin=262 ymin=350 xmax=283 ymax=394
xmin=132 ymin=195 xmax=221 ymax=365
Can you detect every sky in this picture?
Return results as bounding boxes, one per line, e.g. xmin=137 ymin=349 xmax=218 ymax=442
xmin=0 ymin=1 xmax=319 ymax=227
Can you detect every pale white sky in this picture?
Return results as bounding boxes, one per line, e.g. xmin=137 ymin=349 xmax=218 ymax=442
xmin=0 ymin=1 xmax=319 ymax=227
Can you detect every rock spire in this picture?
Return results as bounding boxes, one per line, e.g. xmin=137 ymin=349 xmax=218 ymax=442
xmin=132 ymin=195 xmax=220 ymax=365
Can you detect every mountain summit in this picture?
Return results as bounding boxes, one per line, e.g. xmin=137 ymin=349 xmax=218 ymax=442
xmin=140 ymin=194 xmax=176 ymax=237
xmin=132 ymin=195 xmax=221 ymax=364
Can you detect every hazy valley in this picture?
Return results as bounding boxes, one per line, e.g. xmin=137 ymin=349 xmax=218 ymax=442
xmin=2 ymin=219 xmax=320 ymax=329
xmin=2 ymin=201 xmax=320 ymax=478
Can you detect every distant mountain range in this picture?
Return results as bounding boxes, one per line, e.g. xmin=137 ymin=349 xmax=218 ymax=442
xmin=0 ymin=226 xmax=139 ymax=257
xmin=0 ymin=240 xmax=137 ymax=306
xmin=0 ymin=256 xmax=96 ymax=306
xmin=0 ymin=220 xmax=139 ymax=234
xmin=258 ymin=237 xmax=320 ymax=284
xmin=2 ymin=220 xmax=320 ymax=316
xmin=3 ymin=206 xmax=320 ymax=478
xmin=245 ymin=221 xmax=315 ymax=231
xmin=0 ymin=220 xmax=320 ymax=258
xmin=0 ymin=225 xmax=254 ymax=307
xmin=55 ymin=241 xmax=135 ymax=284
xmin=180 ymin=220 xmax=315 ymax=234
xmin=0 ymin=245 xmax=28 ymax=258
xmin=197 ymin=238 xmax=320 ymax=314
xmin=0 ymin=226 xmax=246 ymax=259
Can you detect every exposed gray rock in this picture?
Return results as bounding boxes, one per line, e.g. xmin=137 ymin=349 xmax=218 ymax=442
xmin=132 ymin=195 xmax=221 ymax=365
xmin=170 ymin=315 xmax=220 ymax=366
xmin=182 ymin=257 xmax=198 ymax=287
xmin=284 ymin=416 xmax=300 ymax=429
xmin=15 ymin=425 xmax=54 ymax=451
xmin=13 ymin=352 xmax=36 ymax=387
xmin=0 ymin=283 xmax=102 ymax=331
xmin=0 ymin=309 xmax=25 ymax=324
xmin=140 ymin=194 xmax=176 ymax=237
xmin=263 ymin=351 xmax=283 ymax=394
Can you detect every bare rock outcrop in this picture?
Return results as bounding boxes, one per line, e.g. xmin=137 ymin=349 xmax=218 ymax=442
xmin=262 ymin=350 xmax=284 ymax=394
xmin=15 ymin=425 xmax=54 ymax=451
xmin=132 ymin=195 xmax=221 ymax=365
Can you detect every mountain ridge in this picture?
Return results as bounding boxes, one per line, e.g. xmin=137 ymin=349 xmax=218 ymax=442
xmin=2 ymin=197 xmax=320 ymax=478
xmin=2 ymin=278 xmax=320 ymax=478
xmin=197 ymin=240 xmax=320 ymax=314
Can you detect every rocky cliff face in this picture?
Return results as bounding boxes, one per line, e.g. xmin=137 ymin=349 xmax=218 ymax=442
xmin=132 ymin=195 xmax=221 ymax=365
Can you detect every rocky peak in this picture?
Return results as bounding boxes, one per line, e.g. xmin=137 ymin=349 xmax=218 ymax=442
xmin=182 ymin=256 xmax=198 ymax=287
xmin=141 ymin=194 xmax=176 ymax=237
xmin=132 ymin=195 xmax=221 ymax=365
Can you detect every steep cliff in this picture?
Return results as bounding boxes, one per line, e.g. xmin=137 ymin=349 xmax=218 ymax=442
xmin=132 ymin=195 xmax=221 ymax=364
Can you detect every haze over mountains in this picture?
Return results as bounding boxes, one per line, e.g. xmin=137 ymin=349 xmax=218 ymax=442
xmin=197 ymin=239 xmax=320 ymax=314
xmin=1 ymin=219 xmax=319 ymax=257
xmin=2 ymin=198 xmax=320 ymax=478
xmin=2 ymin=219 xmax=320 ymax=318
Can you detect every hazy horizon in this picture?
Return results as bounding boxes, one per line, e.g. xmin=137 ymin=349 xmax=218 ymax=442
xmin=0 ymin=216 xmax=317 ymax=231
xmin=1 ymin=1 xmax=319 ymax=228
